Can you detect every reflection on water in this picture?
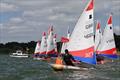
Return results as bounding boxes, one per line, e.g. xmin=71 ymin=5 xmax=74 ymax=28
xmin=0 ymin=54 xmax=120 ymax=80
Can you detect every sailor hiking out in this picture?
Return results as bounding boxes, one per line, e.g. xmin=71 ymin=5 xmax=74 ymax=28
xmin=62 ymin=49 xmax=76 ymax=66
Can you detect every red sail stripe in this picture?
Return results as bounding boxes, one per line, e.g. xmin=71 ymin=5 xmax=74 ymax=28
xmin=97 ymin=48 xmax=117 ymax=55
xmin=61 ymin=37 xmax=69 ymax=43
xmin=96 ymin=22 xmax=100 ymax=30
xmin=107 ymin=15 xmax=112 ymax=25
xmin=40 ymin=51 xmax=46 ymax=54
xmin=42 ymin=32 xmax=46 ymax=36
xmin=69 ymin=46 xmax=94 ymax=58
xmin=86 ymin=0 xmax=94 ymax=11
xmin=46 ymin=49 xmax=55 ymax=54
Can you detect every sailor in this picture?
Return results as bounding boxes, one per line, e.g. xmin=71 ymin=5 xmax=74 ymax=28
xmin=62 ymin=49 xmax=76 ymax=66
xmin=96 ymin=54 xmax=104 ymax=64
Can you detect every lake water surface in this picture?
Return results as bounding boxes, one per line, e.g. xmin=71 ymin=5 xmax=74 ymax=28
xmin=0 ymin=54 xmax=120 ymax=80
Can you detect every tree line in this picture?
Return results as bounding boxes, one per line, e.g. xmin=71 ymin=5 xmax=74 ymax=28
xmin=0 ymin=41 xmax=63 ymax=54
xmin=0 ymin=34 xmax=120 ymax=54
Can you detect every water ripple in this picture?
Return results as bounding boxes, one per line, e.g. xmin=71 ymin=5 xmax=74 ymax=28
xmin=0 ymin=54 xmax=120 ymax=80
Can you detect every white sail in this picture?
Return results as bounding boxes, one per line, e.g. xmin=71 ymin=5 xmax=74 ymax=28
xmin=97 ymin=15 xmax=117 ymax=58
xmin=53 ymin=34 xmax=58 ymax=53
xmin=34 ymin=41 xmax=41 ymax=54
xmin=46 ymin=26 xmax=55 ymax=55
xmin=67 ymin=0 xmax=96 ymax=64
xmin=40 ymin=32 xmax=47 ymax=54
xmin=67 ymin=26 xmax=70 ymax=39
xmin=95 ymin=21 xmax=102 ymax=52
xmin=61 ymin=26 xmax=70 ymax=54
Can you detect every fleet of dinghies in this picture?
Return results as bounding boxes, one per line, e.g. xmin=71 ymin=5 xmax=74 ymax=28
xmin=33 ymin=32 xmax=47 ymax=60
xmin=32 ymin=0 xmax=118 ymax=70
xmin=33 ymin=26 xmax=58 ymax=60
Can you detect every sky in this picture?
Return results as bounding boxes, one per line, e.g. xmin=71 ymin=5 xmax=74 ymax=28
xmin=0 ymin=0 xmax=120 ymax=43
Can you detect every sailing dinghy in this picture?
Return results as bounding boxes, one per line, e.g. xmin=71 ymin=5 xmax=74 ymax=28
xmin=33 ymin=32 xmax=47 ymax=60
xmin=33 ymin=41 xmax=41 ymax=59
xmin=50 ymin=0 xmax=96 ymax=71
xmin=66 ymin=0 xmax=96 ymax=65
xmin=46 ymin=26 xmax=58 ymax=57
xmin=97 ymin=15 xmax=118 ymax=59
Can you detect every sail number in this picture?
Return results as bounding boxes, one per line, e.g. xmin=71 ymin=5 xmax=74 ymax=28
xmin=84 ymin=33 xmax=93 ymax=38
xmin=106 ymin=39 xmax=114 ymax=43
xmin=84 ymin=23 xmax=93 ymax=39
xmin=85 ymin=23 xmax=93 ymax=29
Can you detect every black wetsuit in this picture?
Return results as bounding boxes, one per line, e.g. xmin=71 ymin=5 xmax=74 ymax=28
xmin=63 ymin=53 xmax=75 ymax=66
xmin=96 ymin=54 xmax=104 ymax=62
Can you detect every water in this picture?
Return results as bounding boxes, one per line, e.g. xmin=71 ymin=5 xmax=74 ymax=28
xmin=0 ymin=54 xmax=120 ymax=80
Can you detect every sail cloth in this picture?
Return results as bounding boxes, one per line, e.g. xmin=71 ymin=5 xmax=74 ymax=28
xmin=95 ymin=21 xmax=102 ymax=52
xmin=34 ymin=41 xmax=41 ymax=55
xmin=40 ymin=32 xmax=47 ymax=55
xmin=97 ymin=15 xmax=118 ymax=59
xmin=46 ymin=26 xmax=57 ymax=57
xmin=61 ymin=37 xmax=69 ymax=43
xmin=53 ymin=34 xmax=58 ymax=53
xmin=67 ymin=0 xmax=96 ymax=64
xmin=61 ymin=27 xmax=70 ymax=54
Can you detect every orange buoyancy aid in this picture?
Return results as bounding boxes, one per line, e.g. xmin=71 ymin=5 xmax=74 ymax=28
xmin=55 ymin=57 xmax=63 ymax=65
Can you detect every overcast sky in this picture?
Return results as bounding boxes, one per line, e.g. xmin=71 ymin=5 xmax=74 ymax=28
xmin=0 ymin=0 xmax=120 ymax=43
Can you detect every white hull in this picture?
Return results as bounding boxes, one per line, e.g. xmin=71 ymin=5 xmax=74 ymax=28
xmin=50 ymin=64 xmax=88 ymax=71
xmin=10 ymin=55 xmax=28 ymax=58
